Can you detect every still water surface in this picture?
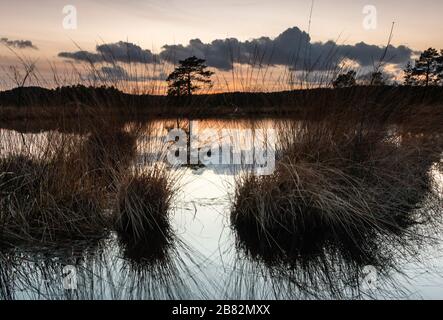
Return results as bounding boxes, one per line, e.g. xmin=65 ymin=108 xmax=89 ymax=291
xmin=1 ymin=119 xmax=442 ymax=300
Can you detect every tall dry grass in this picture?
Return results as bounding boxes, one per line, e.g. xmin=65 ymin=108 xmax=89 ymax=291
xmin=0 ymin=133 xmax=108 ymax=242
xmin=0 ymin=117 xmax=179 ymax=245
xmin=231 ymin=107 xmax=443 ymax=264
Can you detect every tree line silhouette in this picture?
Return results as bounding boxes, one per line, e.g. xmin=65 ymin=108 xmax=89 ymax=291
xmin=332 ymin=48 xmax=443 ymax=88
xmin=165 ymin=49 xmax=443 ymax=92
xmin=1 ymin=48 xmax=443 ymax=109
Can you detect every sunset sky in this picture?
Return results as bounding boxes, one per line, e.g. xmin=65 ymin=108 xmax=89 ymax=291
xmin=1 ymin=0 xmax=442 ymax=90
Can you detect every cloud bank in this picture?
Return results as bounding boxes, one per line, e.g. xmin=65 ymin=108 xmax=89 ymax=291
xmin=1 ymin=37 xmax=38 ymax=49
xmin=59 ymin=41 xmax=156 ymax=63
xmin=58 ymin=27 xmax=413 ymax=71
xmin=90 ymin=65 xmax=167 ymax=82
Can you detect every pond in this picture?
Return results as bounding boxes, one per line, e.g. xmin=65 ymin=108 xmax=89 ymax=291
xmin=1 ymin=118 xmax=442 ymax=300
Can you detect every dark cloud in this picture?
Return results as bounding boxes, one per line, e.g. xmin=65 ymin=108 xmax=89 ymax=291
xmin=91 ymin=65 xmax=167 ymax=81
xmin=161 ymin=27 xmax=413 ymax=70
xmin=328 ymin=42 xmax=413 ymax=66
xmin=59 ymin=41 xmax=157 ymax=63
xmin=159 ymin=27 xmax=312 ymax=70
xmin=99 ymin=65 xmax=128 ymax=79
xmin=1 ymin=37 xmax=38 ymax=49
xmin=58 ymin=27 xmax=413 ymax=71
xmin=58 ymin=50 xmax=102 ymax=63
xmin=96 ymin=42 xmax=157 ymax=63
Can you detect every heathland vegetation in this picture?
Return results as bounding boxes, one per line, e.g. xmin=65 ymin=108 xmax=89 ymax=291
xmin=0 ymin=43 xmax=442 ymax=300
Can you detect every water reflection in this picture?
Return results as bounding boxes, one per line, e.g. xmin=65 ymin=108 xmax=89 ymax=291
xmin=0 ymin=234 xmax=210 ymax=300
xmin=0 ymin=117 xmax=442 ymax=300
xmin=228 ymin=202 xmax=442 ymax=299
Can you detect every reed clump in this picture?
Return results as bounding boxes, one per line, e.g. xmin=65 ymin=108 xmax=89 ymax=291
xmin=0 ymin=122 xmax=138 ymax=243
xmin=0 ymin=137 xmax=109 ymax=242
xmin=115 ymin=166 xmax=175 ymax=245
xmin=231 ymin=113 xmax=442 ymax=260
xmin=0 ymin=117 xmax=179 ymax=247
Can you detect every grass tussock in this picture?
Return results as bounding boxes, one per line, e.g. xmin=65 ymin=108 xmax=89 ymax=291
xmin=0 ymin=120 xmax=177 ymax=245
xmin=0 ymin=141 xmax=109 ymax=242
xmin=115 ymin=166 xmax=177 ymax=246
xmin=231 ymin=112 xmax=443 ymax=264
